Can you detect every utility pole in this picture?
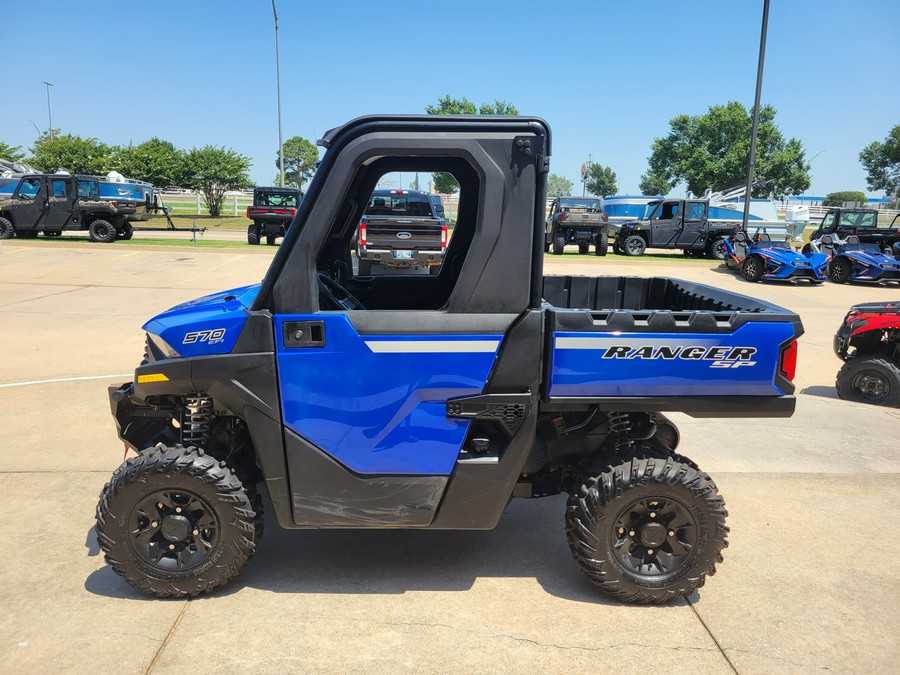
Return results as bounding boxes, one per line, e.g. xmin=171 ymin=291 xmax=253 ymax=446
xmin=272 ymin=1 xmax=284 ymax=187
xmin=41 ymin=81 xmax=54 ymax=139
xmin=742 ymin=0 xmax=770 ymax=232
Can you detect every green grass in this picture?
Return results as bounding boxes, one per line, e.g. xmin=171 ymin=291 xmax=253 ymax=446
xmin=137 ymin=214 xmax=251 ymax=232
xmin=4 ymin=235 xmax=266 ymax=250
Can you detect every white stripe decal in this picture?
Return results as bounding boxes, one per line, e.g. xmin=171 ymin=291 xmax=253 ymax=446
xmin=556 ymin=336 xmax=723 ymax=350
xmin=0 ymin=373 xmax=131 ymax=389
xmin=364 ymin=340 xmax=500 ymax=353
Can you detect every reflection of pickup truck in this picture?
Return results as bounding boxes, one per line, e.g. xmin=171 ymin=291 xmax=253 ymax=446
xmin=545 ymin=196 xmax=610 ymax=255
xmin=0 ymin=174 xmax=128 ymax=242
xmin=246 ymin=186 xmax=302 ymax=245
xmin=804 ymin=208 xmax=900 ymax=254
xmin=98 ymin=114 xmax=804 ymax=605
xmin=356 ymin=189 xmax=447 ymax=274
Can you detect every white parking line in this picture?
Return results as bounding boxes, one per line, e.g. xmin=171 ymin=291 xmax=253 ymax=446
xmin=0 ymin=374 xmax=131 ymax=389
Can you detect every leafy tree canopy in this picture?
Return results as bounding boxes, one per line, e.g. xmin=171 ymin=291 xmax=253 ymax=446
xmin=639 ymin=170 xmax=671 ymax=196
xmin=547 ymin=173 xmax=574 ymax=198
xmin=426 ymin=96 xmax=519 ymax=193
xmin=859 ymin=124 xmax=900 ymax=195
xmin=823 ymin=191 xmax=867 ymax=207
xmin=30 ymin=131 xmax=112 ymax=175
xmin=0 ymin=141 xmax=26 ymax=163
xmin=643 ymin=101 xmax=810 ymax=199
xmin=586 ymin=163 xmax=617 ymax=197
xmin=180 ymin=146 xmax=252 ymax=216
xmin=277 ymin=136 xmax=319 ymax=189
xmin=111 ymin=138 xmax=184 ymax=187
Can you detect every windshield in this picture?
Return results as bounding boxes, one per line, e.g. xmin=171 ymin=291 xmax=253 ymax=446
xmin=843 ymin=241 xmax=882 ymax=253
xmin=642 ymin=201 xmax=661 ymax=220
xmin=366 ymin=193 xmax=434 ymax=217
xmin=559 ymin=198 xmax=601 ymax=210
xmin=257 ymin=191 xmax=298 ymax=207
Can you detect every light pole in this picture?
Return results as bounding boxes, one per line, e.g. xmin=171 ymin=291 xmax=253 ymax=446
xmin=742 ymin=0 xmax=770 ymax=232
xmin=41 ymin=81 xmax=54 ymax=139
xmin=272 ymin=1 xmax=284 ymax=188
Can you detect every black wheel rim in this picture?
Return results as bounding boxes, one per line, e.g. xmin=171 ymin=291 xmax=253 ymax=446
xmin=713 ymin=240 xmax=725 ymax=259
xmin=611 ymin=495 xmax=698 ymax=578
xmin=128 ymin=489 xmax=219 ymax=571
xmin=626 ymin=239 xmax=642 ymax=254
xmin=852 ymin=370 xmax=890 ymax=402
xmin=830 ymin=260 xmax=846 ymax=282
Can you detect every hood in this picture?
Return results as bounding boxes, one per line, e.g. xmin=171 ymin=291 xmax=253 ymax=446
xmin=143 ymin=284 xmax=261 ymax=358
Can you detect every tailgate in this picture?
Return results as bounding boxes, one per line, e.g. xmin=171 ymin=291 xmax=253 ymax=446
xmin=365 ymin=216 xmax=442 ymax=250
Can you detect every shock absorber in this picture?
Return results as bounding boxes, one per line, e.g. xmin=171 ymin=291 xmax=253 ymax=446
xmin=181 ymin=393 xmax=213 ymax=448
xmin=607 ymin=411 xmax=635 ymax=453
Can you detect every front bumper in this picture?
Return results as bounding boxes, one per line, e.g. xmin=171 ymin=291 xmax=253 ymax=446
xmin=109 ymin=382 xmax=178 ymax=452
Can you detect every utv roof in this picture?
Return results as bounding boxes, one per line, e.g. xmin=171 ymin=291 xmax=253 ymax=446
xmin=317 ymin=115 xmax=552 ymax=154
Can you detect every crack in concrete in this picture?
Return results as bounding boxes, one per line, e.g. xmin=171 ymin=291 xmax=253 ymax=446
xmin=145 ymin=601 xmax=190 ymax=675
xmin=725 ymin=646 xmax=832 ymax=671
xmin=688 ymin=601 xmax=739 ymax=674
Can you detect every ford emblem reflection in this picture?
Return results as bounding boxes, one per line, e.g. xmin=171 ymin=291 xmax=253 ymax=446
xmin=396 ymin=232 xmax=412 ymax=239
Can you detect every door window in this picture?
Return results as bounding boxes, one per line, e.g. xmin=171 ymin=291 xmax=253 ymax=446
xmin=16 ymin=179 xmax=41 ymax=200
xmin=821 ymin=213 xmax=835 ymax=231
xmin=686 ymin=202 xmax=707 ymax=220
xmin=52 ymin=180 xmax=67 ymax=198
xmin=659 ymin=202 xmax=680 ymax=220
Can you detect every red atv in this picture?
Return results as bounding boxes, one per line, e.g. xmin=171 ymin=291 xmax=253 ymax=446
xmin=834 ymin=302 xmax=900 ymax=406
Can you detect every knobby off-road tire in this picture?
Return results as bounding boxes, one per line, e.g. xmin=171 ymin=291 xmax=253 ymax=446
xmin=247 ymin=224 xmax=260 ymax=245
xmin=0 ymin=217 xmax=13 ymax=239
xmin=565 ymin=455 xmax=728 ymax=604
xmin=95 ymin=445 xmax=263 ymax=598
xmin=622 ymin=235 xmax=646 ymax=256
xmin=118 ymin=223 xmax=134 ymax=240
xmin=595 ymin=231 xmax=608 ymax=256
xmin=707 ymin=237 xmax=726 ymax=260
xmin=835 ymin=357 xmax=900 ymax=407
xmin=88 ymin=219 xmax=117 ymax=243
xmin=552 ymin=230 xmax=566 ymax=255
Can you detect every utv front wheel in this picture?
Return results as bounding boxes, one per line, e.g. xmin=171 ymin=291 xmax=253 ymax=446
xmin=95 ymin=445 xmax=263 ymax=598
xmin=622 ymin=235 xmax=646 ymax=256
xmin=566 ymin=456 xmax=728 ymax=603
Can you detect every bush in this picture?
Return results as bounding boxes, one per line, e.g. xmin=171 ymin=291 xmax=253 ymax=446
xmin=823 ymin=191 xmax=867 ymax=207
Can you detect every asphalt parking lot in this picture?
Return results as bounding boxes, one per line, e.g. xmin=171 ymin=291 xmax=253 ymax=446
xmin=1 ymin=241 xmax=898 ymax=674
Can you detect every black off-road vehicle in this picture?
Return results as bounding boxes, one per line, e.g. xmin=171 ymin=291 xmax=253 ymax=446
xmin=0 ymin=174 xmax=129 ymax=242
xmin=805 ymin=208 xmax=900 ymax=255
xmin=545 ymin=196 xmax=610 ymax=255
xmin=246 ymin=186 xmax=302 ymax=245
xmin=834 ymin=302 xmax=900 ymax=406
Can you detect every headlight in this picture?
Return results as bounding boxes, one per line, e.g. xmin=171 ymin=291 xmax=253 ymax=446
xmin=144 ymin=333 xmax=180 ymax=361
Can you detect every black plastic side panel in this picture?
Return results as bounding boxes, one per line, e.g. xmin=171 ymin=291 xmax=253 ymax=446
xmin=242 ymin=406 xmax=293 ymax=529
xmin=541 ymin=395 xmax=797 ymax=418
xmin=430 ymin=310 xmax=544 ymax=529
xmin=283 ymin=430 xmax=447 ymax=528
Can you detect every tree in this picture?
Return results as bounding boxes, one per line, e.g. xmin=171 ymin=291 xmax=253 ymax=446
xmin=180 ymin=146 xmax=252 ymax=216
xmin=586 ymin=163 xmax=617 ymax=197
xmin=823 ymin=191 xmax=868 ymax=207
xmin=547 ymin=173 xmax=574 ymax=198
xmin=639 ymin=170 xmax=671 ymax=196
xmin=859 ymin=125 xmax=900 ymax=195
xmin=30 ymin=131 xmax=112 ymax=175
xmin=0 ymin=141 xmax=25 ymax=163
xmin=426 ymin=96 xmax=520 ymax=193
xmin=643 ymin=101 xmax=810 ymax=198
xmin=277 ymin=136 xmax=319 ymax=189
xmin=111 ymin=138 xmax=184 ymax=187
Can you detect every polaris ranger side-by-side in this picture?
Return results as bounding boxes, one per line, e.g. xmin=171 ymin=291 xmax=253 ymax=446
xmin=97 ymin=116 xmax=804 ymax=604
xmin=246 ymin=186 xmax=302 ymax=245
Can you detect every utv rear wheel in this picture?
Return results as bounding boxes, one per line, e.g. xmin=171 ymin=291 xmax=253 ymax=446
xmin=0 ymin=217 xmax=13 ymax=239
xmin=552 ymin=230 xmax=566 ymax=255
xmin=707 ymin=237 xmax=726 ymax=260
xmin=836 ymin=357 xmax=900 ymax=407
xmin=566 ymin=455 xmax=728 ymax=604
xmin=89 ymin=219 xmax=117 ymax=243
xmin=95 ymin=445 xmax=263 ymax=598
xmin=595 ymin=232 xmax=608 ymax=256
xmin=622 ymin=235 xmax=646 ymax=256
xmin=118 ymin=223 xmax=134 ymax=240
xmin=742 ymin=255 xmax=764 ymax=282
xmin=247 ymin=225 xmax=260 ymax=245
xmin=829 ymin=257 xmax=851 ymax=284
xmin=266 ymin=233 xmax=277 ymax=246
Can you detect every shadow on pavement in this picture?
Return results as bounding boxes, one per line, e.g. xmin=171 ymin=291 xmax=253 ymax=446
xmin=84 ymin=495 xmax=693 ymax=607
xmin=800 ymin=385 xmax=840 ymax=400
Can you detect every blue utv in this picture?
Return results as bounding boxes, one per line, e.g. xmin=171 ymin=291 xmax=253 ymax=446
xmin=723 ymin=229 xmax=828 ymax=284
xmin=818 ymin=235 xmax=900 ymax=285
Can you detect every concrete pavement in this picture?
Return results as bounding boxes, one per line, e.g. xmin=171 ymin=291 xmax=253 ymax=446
xmin=0 ymin=241 xmax=897 ymax=673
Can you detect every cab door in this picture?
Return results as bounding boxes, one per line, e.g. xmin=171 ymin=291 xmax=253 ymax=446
xmin=11 ymin=177 xmax=47 ymax=230
xmin=44 ymin=178 xmax=75 ymax=230
xmin=677 ymin=200 xmax=708 ymax=249
xmin=650 ymin=200 xmax=683 ymax=247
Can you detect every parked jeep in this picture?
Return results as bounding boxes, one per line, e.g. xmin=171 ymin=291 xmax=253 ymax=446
xmin=0 ymin=174 xmax=128 ymax=242
xmin=246 ymin=186 xmax=302 ymax=245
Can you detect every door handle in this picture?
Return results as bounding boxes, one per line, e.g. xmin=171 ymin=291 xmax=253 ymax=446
xmin=283 ymin=321 xmax=325 ymax=348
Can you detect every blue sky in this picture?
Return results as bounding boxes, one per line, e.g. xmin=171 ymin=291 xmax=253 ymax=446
xmin=5 ymin=0 xmax=899 ymax=196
